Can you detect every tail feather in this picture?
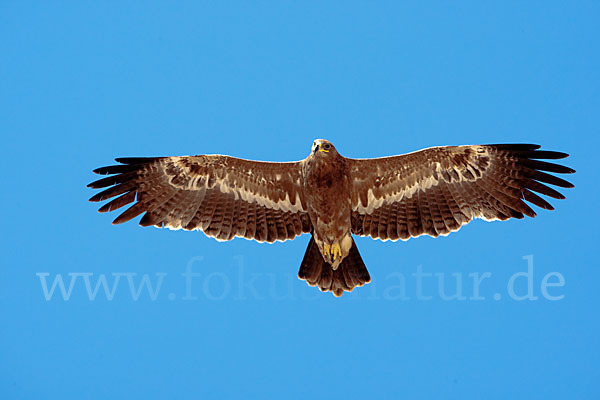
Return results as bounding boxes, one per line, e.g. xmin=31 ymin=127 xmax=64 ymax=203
xmin=298 ymin=236 xmax=371 ymax=297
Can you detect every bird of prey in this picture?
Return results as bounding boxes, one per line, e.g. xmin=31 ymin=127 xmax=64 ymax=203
xmin=88 ymin=140 xmax=574 ymax=297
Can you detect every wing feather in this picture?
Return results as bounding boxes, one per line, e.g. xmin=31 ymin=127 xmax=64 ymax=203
xmin=98 ymin=191 xmax=136 ymax=213
xmin=88 ymin=155 xmax=310 ymax=243
xmin=350 ymin=144 xmax=574 ymax=241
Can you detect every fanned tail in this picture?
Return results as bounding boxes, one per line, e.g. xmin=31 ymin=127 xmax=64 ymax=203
xmin=298 ymin=236 xmax=371 ymax=297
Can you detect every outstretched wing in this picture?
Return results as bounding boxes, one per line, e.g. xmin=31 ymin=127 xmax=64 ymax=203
xmin=350 ymin=144 xmax=575 ymax=241
xmin=88 ymin=155 xmax=311 ymax=242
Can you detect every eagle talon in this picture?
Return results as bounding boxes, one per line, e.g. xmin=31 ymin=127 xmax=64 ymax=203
xmin=323 ymin=243 xmax=331 ymax=258
xmin=332 ymin=243 xmax=341 ymax=260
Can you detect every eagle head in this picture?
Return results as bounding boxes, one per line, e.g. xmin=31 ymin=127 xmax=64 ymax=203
xmin=312 ymin=139 xmax=336 ymax=156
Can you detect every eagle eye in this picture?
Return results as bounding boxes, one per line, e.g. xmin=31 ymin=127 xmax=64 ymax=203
xmin=324 ymin=144 xmax=331 ymax=150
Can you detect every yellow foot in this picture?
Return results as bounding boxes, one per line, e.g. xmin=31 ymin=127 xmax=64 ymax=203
xmin=323 ymin=243 xmax=331 ymax=258
xmin=323 ymin=242 xmax=342 ymax=261
xmin=331 ymin=243 xmax=342 ymax=260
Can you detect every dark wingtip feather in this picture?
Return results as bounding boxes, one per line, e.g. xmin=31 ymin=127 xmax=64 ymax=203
xmin=524 ymin=179 xmax=567 ymax=199
xmin=114 ymin=157 xmax=161 ymax=165
xmin=93 ymin=165 xmax=138 ymax=175
xmin=525 ymin=150 xmax=570 ymax=160
xmin=111 ymin=203 xmax=147 ymax=225
xmin=89 ymin=193 xmax=102 ymax=202
xmin=557 ymin=179 xmax=574 ymax=189
xmin=139 ymin=212 xmax=156 ymax=227
xmin=112 ymin=215 xmax=128 ymax=225
xmin=87 ymin=180 xmax=105 ymax=189
xmin=526 ymin=169 xmax=574 ymax=188
xmin=523 ymin=190 xmax=554 ymax=211
xmin=98 ymin=204 xmax=112 ymax=213
xmin=87 ymin=172 xmax=136 ymax=189
xmin=522 ymin=159 xmax=576 ymax=174
xmin=97 ymin=192 xmax=136 ymax=213
xmin=499 ymin=145 xmax=576 ymax=214
xmin=489 ymin=144 xmax=541 ymax=151
xmin=522 ymin=206 xmax=537 ymax=218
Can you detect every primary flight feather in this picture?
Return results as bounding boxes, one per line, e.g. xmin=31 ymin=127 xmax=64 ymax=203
xmin=88 ymin=140 xmax=575 ymax=297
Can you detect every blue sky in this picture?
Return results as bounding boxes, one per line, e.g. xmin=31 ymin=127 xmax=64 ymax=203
xmin=1 ymin=1 xmax=599 ymax=399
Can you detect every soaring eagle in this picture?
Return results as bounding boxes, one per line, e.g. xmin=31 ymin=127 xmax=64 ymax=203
xmin=88 ymin=140 xmax=574 ymax=297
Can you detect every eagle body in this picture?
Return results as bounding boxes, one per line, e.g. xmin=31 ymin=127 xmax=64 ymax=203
xmin=303 ymin=142 xmax=353 ymax=270
xmin=89 ymin=139 xmax=575 ymax=297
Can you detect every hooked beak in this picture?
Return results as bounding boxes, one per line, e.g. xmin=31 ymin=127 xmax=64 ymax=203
xmin=317 ymin=144 xmax=329 ymax=153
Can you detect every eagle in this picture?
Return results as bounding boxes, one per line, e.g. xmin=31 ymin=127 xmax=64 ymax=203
xmin=88 ymin=140 xmax=574 ymax=297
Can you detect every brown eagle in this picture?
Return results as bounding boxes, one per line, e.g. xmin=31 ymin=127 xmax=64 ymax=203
xmin=88 ymin=140 xmax=574 ymax=297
